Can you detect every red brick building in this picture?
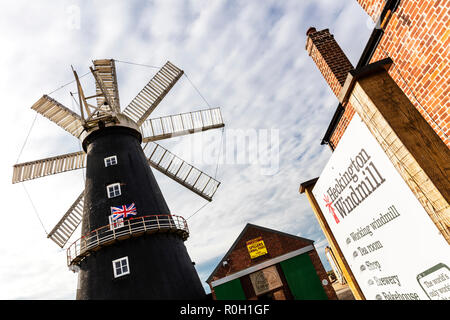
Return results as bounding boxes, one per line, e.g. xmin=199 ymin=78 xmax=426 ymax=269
xmin=308 ymin=0 xmax=449 ymax=149
xmin=206 ymin=224 xmax=337 ymax=300
xmin=300 ymin=0 xmax=449 ymax=300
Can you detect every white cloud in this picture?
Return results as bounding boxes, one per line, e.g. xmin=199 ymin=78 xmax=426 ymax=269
xmin=0 ymin=0 xmax=372 ymax=299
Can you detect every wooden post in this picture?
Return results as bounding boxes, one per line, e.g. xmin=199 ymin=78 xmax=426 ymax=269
xmin=299 ymin=178 xmax=365 ymax=300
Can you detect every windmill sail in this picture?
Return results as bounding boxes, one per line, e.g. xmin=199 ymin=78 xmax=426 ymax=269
xmin=141 ymin=107 xmax=224 ymax=142
xmin=47 ymin=191 xmax=85 ymax=248
xmin=31 ymin=95 xmax=84 ymax=138
xmin=143 ymin=142 xmax=220 ymax=201
xmin=92 ymin=59 xmax=120 ymax=112
xmin=12 ymin=151 xmax=86 ymax=183
xmin=122 ymin=61 xmax=184 ymax=126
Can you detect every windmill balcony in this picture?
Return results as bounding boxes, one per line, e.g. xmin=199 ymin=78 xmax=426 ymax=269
xmin=67 ymin=215 xmax=189 ymax=266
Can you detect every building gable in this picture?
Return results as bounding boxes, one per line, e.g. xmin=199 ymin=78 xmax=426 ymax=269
xmin=206 ymin=223 xmax=314 ymax=283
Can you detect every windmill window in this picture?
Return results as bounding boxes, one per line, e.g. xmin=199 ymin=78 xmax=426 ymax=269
xmin=104 ymin=155 xmax=118 ymax=167
xmin=112 ymin=256 xmax=130 ymax=278
xmin=107 ymin=183 xmax=121 ymax=198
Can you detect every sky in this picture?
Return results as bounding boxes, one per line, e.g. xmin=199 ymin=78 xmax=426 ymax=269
xmin=0 ymin=0 xmax=374 ymax=299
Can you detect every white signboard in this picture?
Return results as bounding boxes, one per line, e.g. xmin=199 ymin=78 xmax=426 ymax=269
xmin=312 ymin=113 xmax=450 ymax=300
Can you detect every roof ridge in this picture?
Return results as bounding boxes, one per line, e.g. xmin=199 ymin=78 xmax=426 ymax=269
xmin=206 ymin=223 xmax=314 ymax=282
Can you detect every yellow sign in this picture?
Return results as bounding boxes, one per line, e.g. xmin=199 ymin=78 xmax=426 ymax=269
xmin=246 ymin=237 xmax=268 ymax=259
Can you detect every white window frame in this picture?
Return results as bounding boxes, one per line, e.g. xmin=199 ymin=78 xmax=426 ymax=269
xmin=109 ymin=214 xmax=124 ymax=231
xmin=107 ymin=183 xmax=121 ymax=198
xmin=112 ymin=256 xmax=130 ymax=278
xmin=104 ymin=155 xmax=118 ymax=167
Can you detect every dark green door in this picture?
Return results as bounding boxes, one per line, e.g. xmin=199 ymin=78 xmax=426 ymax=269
xmin=280 ymin=253 xmax=328 ymax=300
xmin=214 ymin=278 xmax=246 ymax=300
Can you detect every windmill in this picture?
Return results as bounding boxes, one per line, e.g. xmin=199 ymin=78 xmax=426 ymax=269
xmin=12 ymin=59 xmax=225 ymax=299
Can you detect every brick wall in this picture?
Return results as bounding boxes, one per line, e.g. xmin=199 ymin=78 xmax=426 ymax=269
xmin=308 ymin=1 xmax=449 ymax=148
xmin=210 ymin=227 xmax=314 ymax=280
xmin=305 ymin=27 xmax=357 ymax=148
xmin=356 ymin=0 xmax=385 ymax=22
xmin=329 ymin=104 xmax=356 ymax=148
xmin=307 ymin=248 xmax=335 ymax=298
xmin=366 ymin=0 xmax=450 ymax=146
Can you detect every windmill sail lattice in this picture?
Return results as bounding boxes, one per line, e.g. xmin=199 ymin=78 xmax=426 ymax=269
xmin=47 ymin=191 xmax=85 ymax=248
xmin=31 ymin=95 xmax=84 ymax=138
xmin=93 ymin=59 xmax=121 ymax=110
xmin=13 ymin=59 xmax=224 ymax=249
xmin=123 ymin=61 xmax=184 ymax=125
xmin=141 ymin=107 xmax=224 ymax=142
xmin=12 ymin=151 xmax=86 ymax=184
xmin=144 ymin=142 xmax=220 ymax=201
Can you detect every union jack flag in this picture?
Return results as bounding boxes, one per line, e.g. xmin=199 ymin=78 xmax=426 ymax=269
xmin=111 ymin=203 xmax=137 ymax=221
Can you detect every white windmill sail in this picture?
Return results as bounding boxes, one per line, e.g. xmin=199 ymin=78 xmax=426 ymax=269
xmin=143 ymin=142 xmax=220 ymax=201
xmin=12 ymin=151 xmax=86 ymax=183
xmin=122 ymin=61 xmax=184 ymax=126
xmin=92 ymin=59 xmax=121 ymax=111
xmin=31 ymin=95 xmax=84 ymax=138
xmin=47 ymin=191 xmax=85 ymax=248
xmin=140 ymin=107 xmax=224 ymax=142
xmin=14 ymin=58 xmax=224 ymax=251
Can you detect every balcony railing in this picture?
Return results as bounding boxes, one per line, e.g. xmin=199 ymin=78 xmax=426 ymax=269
xmin=66 ymin=215 xmax=189 ymax=266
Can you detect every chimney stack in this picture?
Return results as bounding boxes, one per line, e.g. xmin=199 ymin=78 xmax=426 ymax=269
xmin=305 ymin=28 xmax=354 ymax=98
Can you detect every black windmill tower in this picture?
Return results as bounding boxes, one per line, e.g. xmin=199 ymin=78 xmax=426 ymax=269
xmin=12 ymin=59 xmax=225 ymax=299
